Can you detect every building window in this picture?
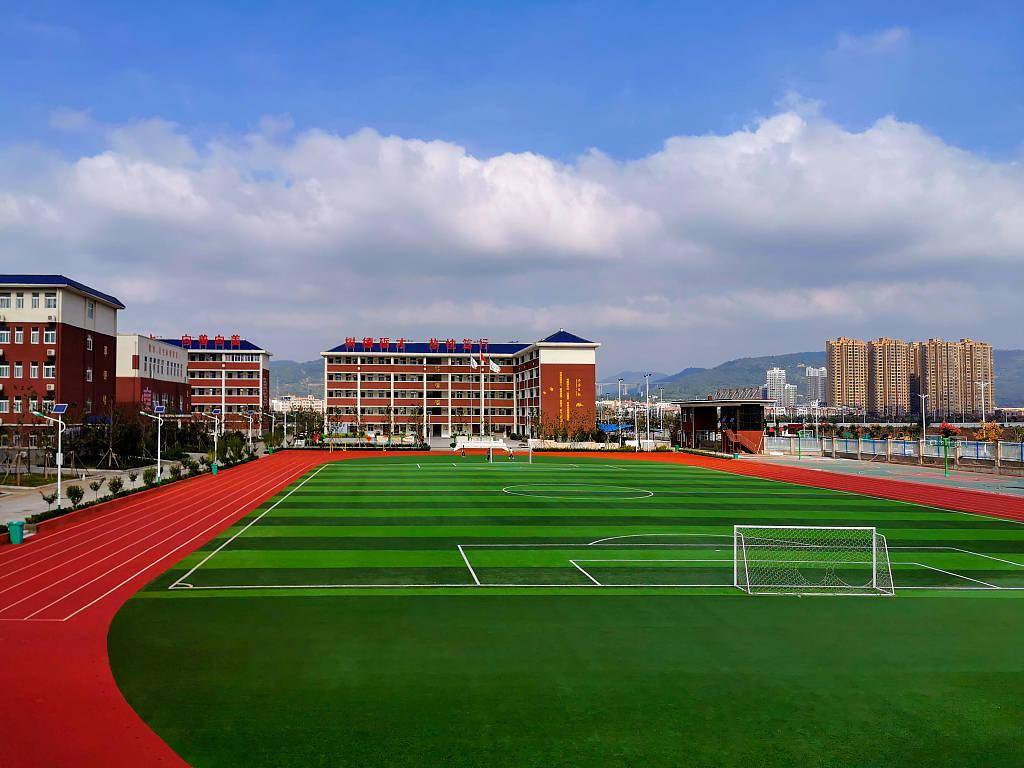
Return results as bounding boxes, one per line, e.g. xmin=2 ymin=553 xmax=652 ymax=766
xmin=30 ymin=363 xmax=38 ymax=379
xmin=0 ymin=400 xmax=7 ymax=414
xmin=0 ymin=330 xmax=8 ymax=344
xmin=44 ymin=292 xmax=57 ymax=309
xmin=31 ymin=292 xmax=39 ymax=309
xmin=84 ymin=398 xmax=92 ymax=413
xmin=85 ymin=367 xmax=93 ymax=382
xmin=86 ymin=300 xmax=95 ymax=319
xmin=0 ymin=364 xmax=7 ymax=377
xmin=0 ymin=292 xmax=9 ymax=309
xmin=14 ymin=329 xmax=23 ymax=344
xmin=30 ymin=329 xmax=39 ymax=344
xmin=86 ymin=335 xmax=93 ymax=351
xmin=14 ymin=293 xmax=23 ymax=309
xmin=43 ymin=329 xmax=56 ymax=344
xmin=13 ymin=363 xmax=22 ymax=378
xmin=43 ymin=364 xmax=55 ymax=379
xmin=12 ymin=398 xmax=21 ymax=414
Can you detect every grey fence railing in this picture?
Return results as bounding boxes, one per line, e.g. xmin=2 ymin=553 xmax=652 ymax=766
xmin=763 ymin=435 xmax=1024 ymax=468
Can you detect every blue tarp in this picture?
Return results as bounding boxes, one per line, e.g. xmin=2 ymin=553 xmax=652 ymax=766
xmin=598 ymin=423 xmax=633 ymax=433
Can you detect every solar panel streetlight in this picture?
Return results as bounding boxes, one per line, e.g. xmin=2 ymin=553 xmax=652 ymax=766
xmin=33 ymin=404 xmax=68 ymax=508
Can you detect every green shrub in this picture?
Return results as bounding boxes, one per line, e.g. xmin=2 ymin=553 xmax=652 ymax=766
xmin=108 ymin=477 xmax=124 ymax=495
xmin=89 ymin=478 xmax=106 ymax=500
xmin=128 ymin=471 xmax=139 ymax=486
xmin=40 ymin=491 xmax=58 ymax=510
xmin=169 ymin=463 xmax=183 ymax=480
xmin=143 ymin=467 xmax=157 ymax=486
xmin=66 ymin=485 xmax=85 ymax=507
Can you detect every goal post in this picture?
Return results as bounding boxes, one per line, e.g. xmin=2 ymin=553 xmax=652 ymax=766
xmin=733 ymin=525 xmax=894 ymax=596
xmin=488 ymin=446 xmax=532 ymax=463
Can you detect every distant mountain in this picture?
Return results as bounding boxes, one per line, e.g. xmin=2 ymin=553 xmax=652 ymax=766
xmin=658 ymin=351 xmax=824 ymax=400
xmin=655 ymin=349 xmax=1024 ymax=406
xmin=269 ymin=359 xmax=323 ymax=397
xmin=600 ymin=370 xmax=669 ymax=383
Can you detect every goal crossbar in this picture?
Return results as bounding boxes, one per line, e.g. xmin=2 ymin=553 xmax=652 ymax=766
xmin=734 ymin=524 xmax=894 ymax=596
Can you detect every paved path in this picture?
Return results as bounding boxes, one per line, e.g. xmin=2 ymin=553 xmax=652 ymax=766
xmin=758 ymin=453 xmax=1024 ymax=498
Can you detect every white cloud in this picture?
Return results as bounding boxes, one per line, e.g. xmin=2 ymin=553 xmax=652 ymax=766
xmin=835 ymin=27 xmax=909 ymax=56
xmin=49 ymin=107 xmax=95 ymax=133
xmin=1 ymin=108 xmax=1022 ymax=371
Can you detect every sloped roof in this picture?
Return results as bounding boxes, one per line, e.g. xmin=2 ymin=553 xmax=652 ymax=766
xmin=538 ymin=329 xmax=594 ymax=344
xmin=0 ymin=274 xmax=125 ymax=309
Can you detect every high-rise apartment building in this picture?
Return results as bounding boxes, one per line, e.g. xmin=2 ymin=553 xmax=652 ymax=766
xmin=826 ymin=337 xmax=868 ymax=410
xmin=765 ymin=367 xmax=787 ymax=409
xmin=912 ymin=338 xmax=995 ymax=419
xmin=868 ymin=337 xmax=911 ymax=417
xmin=805 ymin=366 xmax=827 ymax=405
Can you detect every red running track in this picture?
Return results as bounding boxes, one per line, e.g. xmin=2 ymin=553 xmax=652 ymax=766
xmin=2 ymin=449 xmax=1023 ymax=768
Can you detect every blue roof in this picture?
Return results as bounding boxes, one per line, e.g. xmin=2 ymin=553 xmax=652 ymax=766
xmin=158 ymin=337 xmax=267 ymax=352
xmin=539 ymin=329 xmax=594 ymax=344
xmin=0 ymin=275 xmax=125 ymax=309
xmin=325 ymin=330 xmax=593 ymax=355
xmin=325 ymin=340 xmax=531 ymax=355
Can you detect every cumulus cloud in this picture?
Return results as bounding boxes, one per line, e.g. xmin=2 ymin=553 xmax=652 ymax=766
xmin=835 ymin=27 xmax=909 ymax=56
xmin=0 ymin=107 xmax=1021 ymax=371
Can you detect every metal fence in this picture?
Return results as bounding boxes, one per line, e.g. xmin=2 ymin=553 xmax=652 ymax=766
xmin=762 ymin=435 xmax=1024 ymax=466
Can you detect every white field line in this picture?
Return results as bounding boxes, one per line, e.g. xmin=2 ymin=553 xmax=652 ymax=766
xmin=568 ymin=560 xmax=603 ymax=585
xmin=0 ymin=474 xmax=277 ymax=593
xmin=0 ymin=463 xmax=307 ymax=616
xmin=53 ymin=460 xmax=318 ymax=620
xmin=171 ymin=464 xmax=327 ymax=588
xmin=902 ymin=561 xmax=1001 ymax=589
xmin=457 ymin=544 xmax=480 ymax=585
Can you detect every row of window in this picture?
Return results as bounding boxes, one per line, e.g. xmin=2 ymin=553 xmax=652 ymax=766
xmin=0 ymin=328 xmax=57 ymax=345
xmin=326 ymin=406 xmax=514 ymax=417
xmin=190 ymin=370 xmax=260 ymax=379
xmin=0 ymin=291 xmax=57 ymax=309
xmin=327 ymin=389 xmax=515 ymax=401
xmin=0 ymin=362 xmax=56 ymax=378
xmin=191 ymin=387 xmax=259 ymax=396
xmin=189 ymin=353 xmax=262 ymax=363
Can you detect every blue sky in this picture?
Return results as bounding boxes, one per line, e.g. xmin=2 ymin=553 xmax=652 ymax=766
xmin=6 ymin=1 xmax=1022 ymax=160
xmin=2 ymin=2 xmax=1023 ymax=371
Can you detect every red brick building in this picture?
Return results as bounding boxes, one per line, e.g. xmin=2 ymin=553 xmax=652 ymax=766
xmin=322 ymin=330 xmax=599 ymax=439
xmin=159 ymin=334 xmax=271 ymax=432
xmin=115 ymin=334 xmax=191 ymax=414
xmin=0 ymin=275 xmax=123 ymax=441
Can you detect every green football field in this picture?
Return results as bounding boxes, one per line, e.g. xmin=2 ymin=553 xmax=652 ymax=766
xmin=109 ymin=455 xmax=1024 ymax=767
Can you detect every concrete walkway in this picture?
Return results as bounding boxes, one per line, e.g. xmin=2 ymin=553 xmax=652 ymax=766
xmin=756 ymin=453 xmax=1024 ymax=499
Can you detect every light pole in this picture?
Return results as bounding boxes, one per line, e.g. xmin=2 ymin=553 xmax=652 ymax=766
xmin=33 ymin=404 xmax=67 ymax=509
xmin=203 ymin=409 xmax=221 ymax=471
xmin=918 ymin=393 xmax=929 ymax=438
xmin=617 ymin=378 xmax=624 ymax=447
xmin=644 ymin=373 xmax=651 ymax=444
xmin=139 ymin=405 xmax=165 ymax=481
xmin=976 ymin=381 xmax=990 ymax=424
xmin=244 ymin=410 xmax=254 ymax=450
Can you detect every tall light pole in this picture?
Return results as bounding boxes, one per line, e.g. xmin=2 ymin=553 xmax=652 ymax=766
xmin=204 ymin=409 xmax=221 ymax=470
xmin=644 ymin=373 xmax=652 ymax=444
xmin=33 ymin=404 xmax=67 ymax=508
xmin=244 ymin=410 xmax=255 ymax=450
xmin=139 ymin=405 xmax=165 ymax=481
xmin=976 ymin=381 xmax=990 ymax=425
xmin=617 ymin=378 xmax=624 ymax=447
xmin=918 ymin=393 xmax=929 ymax=438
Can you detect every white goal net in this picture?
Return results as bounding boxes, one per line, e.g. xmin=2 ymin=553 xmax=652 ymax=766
xmin=734 ymin=525 xmax=894 ymax=596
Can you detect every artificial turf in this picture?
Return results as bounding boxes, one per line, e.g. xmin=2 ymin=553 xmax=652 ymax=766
xmin=108 ymin=455 xmax=1024 ymax=767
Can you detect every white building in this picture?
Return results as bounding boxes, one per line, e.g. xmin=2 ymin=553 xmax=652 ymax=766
xmin=272 ymin=394 xmax=324 ymax=413
xmin=805 ymin=366 xmax=827 ymax=405
xmin=766 ymin=367 xmax=787 ymax=408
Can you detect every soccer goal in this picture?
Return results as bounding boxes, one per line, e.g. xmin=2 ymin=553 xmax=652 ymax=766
xmin=488 ymin=446 xmax=533 ymax=463
xmin=733 ymin=525 xmax=894 ymax=596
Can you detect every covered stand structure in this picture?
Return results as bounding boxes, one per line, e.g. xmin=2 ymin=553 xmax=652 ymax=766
xmin=672 ymin=388 xmax=772 ymax=454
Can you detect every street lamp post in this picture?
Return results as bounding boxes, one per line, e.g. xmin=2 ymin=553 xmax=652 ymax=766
xmin=976 ymin=382 xmax=990 ymax=425
xmin=918 ymin=393 xmax=929 ymax=438
xmin=139 ymin=405 xmax=165 ymax=481
xmin=244 ymin=411 xmax=254 ymax=450
xmin=32 ymin=404 xmax=67 ymax=509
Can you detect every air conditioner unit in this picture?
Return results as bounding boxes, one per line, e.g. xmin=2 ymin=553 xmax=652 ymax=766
xmin=46 ymin=384 xmax=55 ymax=391
xmin=47 ymin=315 xmax=56 ymax=322
xmin=46 ymin=348 xmax=56 ymax=357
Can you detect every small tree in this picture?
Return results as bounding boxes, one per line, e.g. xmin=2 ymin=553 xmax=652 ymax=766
xmin=939 ymin=422 xmax=962 ymax=438
xmin=143 ymin=467 xmax=157 ymax=486
xmin=169 ymin=463 xmax=183 ymax=481
xmin=108 ymin=477 xmax=124 ymax=495
xmin=976 ymin=421 xmax=1003 ymax=443
xmin=128 ymin=470 xmax=139 ymax=486
xmin=40 ymin=491 xmax=57 ymax=510
xmin=88 ymin=478 xmax=106 ymax=500
xmin=66 ymin=484 xmax=85 ymax=508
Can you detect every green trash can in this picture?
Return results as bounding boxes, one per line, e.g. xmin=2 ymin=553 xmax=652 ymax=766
xmin=8 ymin=520 xmax=25 ymax=545
xmin=211 ymin=461 xmax=219 ymax=476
